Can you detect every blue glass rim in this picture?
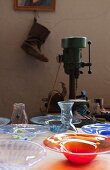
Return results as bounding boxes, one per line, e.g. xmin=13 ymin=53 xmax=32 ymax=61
xmin=82 ymin=123 xmax=110 ymax=136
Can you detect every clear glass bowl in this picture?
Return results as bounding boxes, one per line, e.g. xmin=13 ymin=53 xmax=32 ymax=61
xmin=0 ymin=139 xmax=46 ymax=170
xmin=0 ymin=124 xmax=48 ymax=140
xmin=30 ymin=114 xmax=81 ymax=126
xmin=0 ymin=117 xmax=10 ymax=127
xmin=30 ymin=115 xmax=61 ymax=125
xmin=43 ymin=133 xmax=110 ymax=164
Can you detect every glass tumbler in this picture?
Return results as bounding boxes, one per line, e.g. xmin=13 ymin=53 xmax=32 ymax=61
xmin=58 ymin=100 xmax=77 ymax=132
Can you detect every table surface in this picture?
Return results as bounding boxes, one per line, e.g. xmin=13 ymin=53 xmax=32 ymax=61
xmin=0 ymin=128 xmax=110 ymax=170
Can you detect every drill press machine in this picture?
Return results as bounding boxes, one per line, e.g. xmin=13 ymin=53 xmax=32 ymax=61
xmin=58 ymin=36 xmax=95 ymax=126
xmin=59 ymin=36 xmax=92 ymax=99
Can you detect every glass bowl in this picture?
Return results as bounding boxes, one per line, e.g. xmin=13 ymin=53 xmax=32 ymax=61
xmin=0 ymin=117 xmax=10 ymax=127
xmin=45 ymin=119 xmax=70 ymax=133
xmin=0 ymin=124 xmax=48 ymax=140
xmin=30 ymin=114 xmax=81 ymax=125
xmin=0 ymin=139 xmax=46 ymax=170
xmin=82 ymin=123 xmax=110 ymax=136
xmin=30 ymin=115 xmax=61 ymax=125
xmin=43 ymin=133 xmax=110 ymax=164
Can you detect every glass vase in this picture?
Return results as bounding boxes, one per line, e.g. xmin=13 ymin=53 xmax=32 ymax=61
xmin=58 ymin=100 xmax=78 ymax=132
xmin=11 ymin=103 xmax=28 ymax=124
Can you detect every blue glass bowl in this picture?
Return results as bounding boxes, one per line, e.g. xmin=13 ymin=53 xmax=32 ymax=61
xmin=82 ymin=123 xmax=110 ymax=136
xmin=45 ymin=120 xmax=70 ymax=133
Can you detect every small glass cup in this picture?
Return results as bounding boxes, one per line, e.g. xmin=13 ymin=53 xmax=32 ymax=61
xmin=45 ymin=119 xmax=70 ymax=133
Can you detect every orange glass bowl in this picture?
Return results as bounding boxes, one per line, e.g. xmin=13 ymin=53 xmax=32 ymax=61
xmin=43 ymin=133 xmax=110 ymax=164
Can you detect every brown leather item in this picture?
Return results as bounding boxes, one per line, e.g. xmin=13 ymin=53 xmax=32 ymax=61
xmin=21 ymin=41 xmax=48 ymax=62
xmin=28 ymin=19 xmax=50 ymax=45
xmin=21 ymin=18 xmax=50 ymax=62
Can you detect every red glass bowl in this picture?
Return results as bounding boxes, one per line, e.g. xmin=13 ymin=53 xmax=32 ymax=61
xmin=43 ymin=133 xmax=110 ymax=164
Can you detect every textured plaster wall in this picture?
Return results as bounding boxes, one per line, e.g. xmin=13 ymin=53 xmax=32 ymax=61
xmin=0 ymin=0 xmax=110 ymax=119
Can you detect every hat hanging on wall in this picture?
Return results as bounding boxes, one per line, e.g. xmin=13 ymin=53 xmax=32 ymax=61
xmin=21 ymin=18 xmax=50 ymax=62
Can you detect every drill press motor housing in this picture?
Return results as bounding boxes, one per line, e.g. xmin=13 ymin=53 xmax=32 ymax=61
xmin=59 ymin=36 xmax=92 ymax=99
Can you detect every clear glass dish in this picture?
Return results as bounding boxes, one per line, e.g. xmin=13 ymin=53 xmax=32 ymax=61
xmin=30 ymin=115 xmax=61 ymax=125
xmin=82 ymin=123 xmax=110 ymax=136
xmin=43 ymin=133 xmax=110 ymax=164
xmin=0 ymin=139 xmax=46 ymax=170
xmin=0 ymin=124 xmax=48 ymax=140
xmin=0 ymin=117 xmax=10 ymax=127
xmin=30 ymin=114 xmax=81 ymax=125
